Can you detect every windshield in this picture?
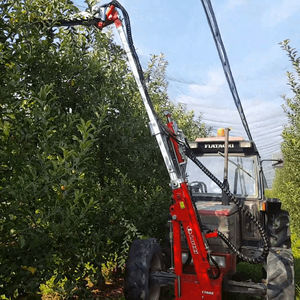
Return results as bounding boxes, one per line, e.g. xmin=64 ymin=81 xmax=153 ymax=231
xmin=186 ymin=155 xmax=258 ymax=197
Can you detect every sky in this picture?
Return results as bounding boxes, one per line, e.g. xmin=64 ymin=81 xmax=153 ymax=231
xmin=74 ymin=0 xmax=300 ymax=186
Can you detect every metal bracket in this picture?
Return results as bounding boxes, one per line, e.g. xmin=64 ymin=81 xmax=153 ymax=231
xmin=150 ymin=271 xmax=176 ymax=286
xmin=223 ymin=279 xmax=267 ymax=296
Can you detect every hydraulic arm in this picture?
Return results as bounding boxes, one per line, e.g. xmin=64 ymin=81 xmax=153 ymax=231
xmin=94 ymin=3 xmax=224 ymax=297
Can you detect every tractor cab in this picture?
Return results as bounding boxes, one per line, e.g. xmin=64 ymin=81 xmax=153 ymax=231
xmin=185 ymin=133 xmax=265 ymax=259
xmin=186 ymin=135 xmax=263 ymax=201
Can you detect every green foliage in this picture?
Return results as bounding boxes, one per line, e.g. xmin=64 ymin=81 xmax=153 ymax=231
xmin=0 ymin=0 xmax=209 ymax=298
xmin=271 ymin=40 xmax=300 ymax=238
xmin=273 ymin=40 xmax=300 ymax=297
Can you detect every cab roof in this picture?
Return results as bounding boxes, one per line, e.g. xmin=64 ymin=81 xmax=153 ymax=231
xmin=189 ymin=137 xmax=259 ymax=156
xmin=195 ymin=136 xmax=244 ymax=142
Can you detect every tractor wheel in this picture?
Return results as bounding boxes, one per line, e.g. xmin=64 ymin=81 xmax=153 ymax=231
xmin=268 ymin=210 xmax=291 ymax=248
xmin=266 ymin=247 xmax=295 ymax=300
xmin=124 ymin=238 xmax=163 ymax=300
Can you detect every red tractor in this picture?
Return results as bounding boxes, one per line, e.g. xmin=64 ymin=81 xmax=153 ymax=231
xmin=124 ymin=129 xmax=295 ymax=299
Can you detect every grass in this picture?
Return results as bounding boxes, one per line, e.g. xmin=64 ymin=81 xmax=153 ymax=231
xmin=292 ymin=236 xmax=300 ymax=300
xmin=30 ymin=251 xmax=299 ymax=300
xmin=16 ymin=227 xmax=300 ymax=299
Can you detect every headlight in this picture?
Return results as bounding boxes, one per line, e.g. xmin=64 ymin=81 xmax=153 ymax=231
xmin=210 ymin=255 xmax=226 ymax=268
xmin=189 ymin=142 xmax=198 ymax=149
xmin=239 ymin=141 xmax=252 ymax=148
xmin=182 ymin=252 xmax=189 ymax=264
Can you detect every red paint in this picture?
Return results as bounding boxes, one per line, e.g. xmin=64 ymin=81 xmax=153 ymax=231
xmin=106 ymin=5 xmax=115 ymax=18
xmin=114 ymin=18 xmax=122 ymax=28
xmin=205 ymin=231 xmax=219 ymax=239
xmin=171 ymin=184 xmax=223 ymax=299
xmin=97 ymin=21 xmax=104 ymax=29
xmin=167 ymin=121 xmax=184 ymax=163
xmin=97 ymin=5 xmax=121 ymax=29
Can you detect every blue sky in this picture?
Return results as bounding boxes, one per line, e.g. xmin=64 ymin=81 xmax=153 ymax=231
xmin=74 ymin=0 xmax=300 ymax=184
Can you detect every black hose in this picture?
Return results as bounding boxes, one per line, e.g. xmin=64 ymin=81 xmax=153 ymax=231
xmin=110 ymin=1 xmax=158 ymax=117
xmin=207 ymin=254 xmax=221 ymax=279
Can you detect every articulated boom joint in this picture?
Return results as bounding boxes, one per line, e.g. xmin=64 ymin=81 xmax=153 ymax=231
xmin=93 ymin=4 xmax=121 ymax=30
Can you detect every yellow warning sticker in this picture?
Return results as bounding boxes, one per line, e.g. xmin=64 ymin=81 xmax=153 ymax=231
xmin=179 ymin=201 xmax=185 ymax=209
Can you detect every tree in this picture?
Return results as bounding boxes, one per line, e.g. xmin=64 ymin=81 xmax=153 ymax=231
xmin=272 ymin=40 xmax=300 ymax=237
xmin=0 ymin=0 xmax=209 ymax=297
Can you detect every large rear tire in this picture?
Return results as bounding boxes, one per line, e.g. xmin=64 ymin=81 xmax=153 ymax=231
xmin=266 ymin=247 xmax=295 ymax=300
xmin=124 ymin=238 xmax=162 ymax=300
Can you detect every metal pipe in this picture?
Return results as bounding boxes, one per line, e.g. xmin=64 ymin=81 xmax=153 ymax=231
xmin=222 ymin=128 xmax=230 ymax=205
xmin=168 ymin=219 xmax=174 ymax=271
xmin=177 ymin=275 xmax=181 ymax=298
xmin=224 ymin=128 xmax=230 ymax=181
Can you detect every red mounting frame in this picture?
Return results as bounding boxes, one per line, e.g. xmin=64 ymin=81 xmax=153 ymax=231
xmin=167 ymin=120 xmax=225 ymax=299
xmin=170 ymin=184 xmax=223 ymax=299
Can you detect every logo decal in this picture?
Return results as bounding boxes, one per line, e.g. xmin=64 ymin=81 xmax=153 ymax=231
xmin=186 ymin=226 xmax=199 ymax=254
xmin=202 ymin=291 xmax=214 ymax=295
xmin=204 ymin=143 xmax=234 ymax=149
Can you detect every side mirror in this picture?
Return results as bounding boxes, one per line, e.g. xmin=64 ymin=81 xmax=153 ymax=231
xmin=261 ymin=159 xmax=284 ymax=168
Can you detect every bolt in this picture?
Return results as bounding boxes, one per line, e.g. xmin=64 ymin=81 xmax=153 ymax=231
xmin=172 ymin=215 xmax=177 ymax=220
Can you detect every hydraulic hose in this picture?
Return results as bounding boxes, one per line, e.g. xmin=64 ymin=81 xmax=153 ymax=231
xmin=110 ymin=1 xmax=158 ymax=118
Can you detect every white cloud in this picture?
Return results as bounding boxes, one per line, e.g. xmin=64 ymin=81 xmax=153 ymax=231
xmin=188 ymin=68 xmax=226 ymax=98
xmin=262 ymin=0 xmax=300 ymax=27
xmin=175 ymin=88 xmax=286 ymax=186
xmin=174 ymin=73 xmax=286 ymax=156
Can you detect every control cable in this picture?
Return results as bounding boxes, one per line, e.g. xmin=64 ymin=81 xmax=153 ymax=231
xmin=200 ymin=0 xmax=253 ymax=142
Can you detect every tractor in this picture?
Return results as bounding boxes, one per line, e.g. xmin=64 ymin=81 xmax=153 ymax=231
xmin=124 ymin=128 xmax=295 ymax=299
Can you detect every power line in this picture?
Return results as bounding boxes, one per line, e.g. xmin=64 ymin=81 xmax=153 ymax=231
xmin=200 ymin=0 xmax=253 ymax=142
